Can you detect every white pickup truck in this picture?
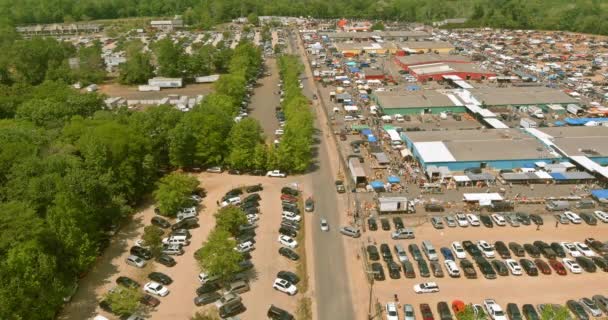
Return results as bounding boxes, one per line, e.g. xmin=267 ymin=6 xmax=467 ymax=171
xmin=266 ymin=170 xmax=287 ymax=178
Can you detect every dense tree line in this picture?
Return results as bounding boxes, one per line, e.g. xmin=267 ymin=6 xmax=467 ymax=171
xmin=1 ymin=0 xmax=608 ymax=35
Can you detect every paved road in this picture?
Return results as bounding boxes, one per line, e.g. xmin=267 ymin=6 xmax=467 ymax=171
xmin=287 ymin=31 xmax=357 ymax=320
xmin=249 ymin=58 xmax=280 ymax=141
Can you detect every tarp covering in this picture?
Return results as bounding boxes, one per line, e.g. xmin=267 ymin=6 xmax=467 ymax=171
xmin=370 ymin=181 xmax=384 ymax=189
xmin=360 ymin=129 xmax=373 ymax=136
xmin=367 ymin=135 xmax=377 ymax=142
xmin=387 ymin=175 xmax=401 ymax=183
xmin=372 ymin=153 xmax=390 ymax=164
xmin=414 ymin=141 xmax=456 ymax=163
xmin=591 ymin=189 xmax=608 ymax=200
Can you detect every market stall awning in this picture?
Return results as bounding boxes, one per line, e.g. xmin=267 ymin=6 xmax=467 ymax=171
xmin=370 ymin=181 xmax=385 ymax=189
xmin=387 ymin=175 xmax=400 ymax=184
xmin=367 ymin=135 xmax=377 ymax=142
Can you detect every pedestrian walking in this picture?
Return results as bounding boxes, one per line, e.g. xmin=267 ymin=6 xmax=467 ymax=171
xmin=536 ymin=224 xmax=540 ymax=231
xmin=555 ymin=220 xmax=559 ymax=228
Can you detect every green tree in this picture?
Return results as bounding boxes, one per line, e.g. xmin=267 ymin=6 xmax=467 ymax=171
xmin=540 ymin=305 xmax=570 ymax=320
xmin=195 ymin=228 xmax=242 ymax=282
xmin=247 ymin=12 xmax=259 ymax=26
xmin=118 ymin=52 xmax=154 ymax=85
xmin=191 ymin=310 xmax=221 ymax=320
xmin=214 ymin=206 xmax=248 ymax=236
xmin=75 ymin=40 xmax=106 ymax=85
xmin=154 ymin=38 xmax=185 ymax=78
xmin=455 ymin=304 xmax=486 ymax=320
xmin=371 ymin=21 xmax=385 ymax=30
xmin=227 ymin=118 xmax=264 ymax=170
xmin=153 ymin=172 xmax=199 ymax=216
xmin=104 ymin=286 xmax=143 ymax=316
xmin=142 ymin=225 xmax=164 ymax=256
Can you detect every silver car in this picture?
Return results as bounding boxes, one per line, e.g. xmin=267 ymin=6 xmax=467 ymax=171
xmin=339 ymin=226 xmax=360 ymax=238
xmin=320 ymin=218 xmax=329 ymax=231
xmin=444 ymin=215 xmax=457 ymax=228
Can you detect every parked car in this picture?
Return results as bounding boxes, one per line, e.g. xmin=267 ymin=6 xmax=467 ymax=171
xmin=455 ymin=213 xmax=469 ymax=227
xmin=533 ymin=259 xmax=552 ymax=275
xmin=564 ymin=211 xmax=582 ymax=224
xmin=483 ymin=299 xmax=507 ymax=320
xmin=245 ymin=184 xmax=263 ymax=193
xmin=591 ymin=256 xmax=608 ymax=272
xmin=387 ymin=259 xmax=402 ymax=279
xmin=278 ymin=235 xmax=298 ymax=248
xmin=126 ymin=255 xmax=146 ymax=268
xmin=380 ymin=218 xmax=391 ymax=231
xmin=116 ymin=276 xmax=139 ymax=288
xmin=507 ymin=303 xmax=523 ymax=320
xmin=463 ymin=241 xmax=482 ymax=258
xmin=574 ymin=242 xmax=596 ymax=257
xmin=402 ymin=260 xmax=416 ymax=278
xmin=273 ymin=278 xmax=297 ymax=296
xmin=418 ymin=259 xmax=431 ymax=278
xmin=141 ymin=294 xmax=160 ymax=307
xmin=148 ymin=272 xmax=172 ymax=285
xmin=451 ymin=242 xmax=467 ymax=259
xmin=144 ymin=281 xmax=169 ymax=297
xmin=533 ymin=241 xmax=556 ymax=259
xmin=491 ymin=213 xmax=507 ymax=226
xmin=551 ymin=242 xmax=567 ymax=258
xmin=440 ymin=247 xmax=455 ymax=261
xmin=431 ymin=216 xmax=445 ymax=229
xmin=519 ymin=259 xmax=538 ymax=276
xmin=438 ymin=301 xmax=454 ymax=320
xmin=367 ymin=245 xmax=380 ymax=261
xmin=444 ymin=215 xmax=457 ymax=228
xmin=371 ymin=262 xmax=386 ymax=281
xmin=580 ymin=212 xmax=598 ymax=225
xmin=421 ymin=303 xmax=435 ymax=320
xmin=267 ymin=305 xmax=294 ymax=320
xmin=380 ymin=244 xmax=393 ymax=261
xmin=522 ymin=305 xmax=540 ymax=320
xmin=386 ymin=302 xmax=400 ymax=320
xmin=392 ymin=217 xmax=405 ymax=229
xmin=567 ymin=300 xmax=590 ymax=320
xmin=579 ymin=298 xmax=603 ymax=317
xmin=194 ymin=292 xmax=221 ymax=306
xmin=339 ymin=226 xmax=360 ymax=238
xmin=278 ymin=247 xmax=299 ymax=261
xmin=516 ymin=213 xmax=531 ymax=225
xmin=155 ymin=254 xmax=176 ymax=267
xmin=480 ymin=215 xmax=494 ymax=228
xmin=475 ymin=257 xmax=497 ymax=279
xmin=505 ymin=259 xmax=523 ymax=276
xmin=494 ymin=241 xmax=511 ymax=259
xmin=404 ymin=304 xmax=416 ymax=320
xmin=477 ymin=240 xmax=495 ymax=258
xmin=562 ymin=242 xmax=582 ymax=257
xmin=409 ymin=244 xmax=423 ymax=261
xmin=413 ymin=282 xmax=440 ymax=294
xmin=430 ymin=261 xmax=444 ymax=278
xmin=592 ymin=295 xmax=608 ymax=314
xmin=151 ymin=216 xmax=171 ymax=229
xmin=575 ymin=256 xmax=597 ymax=273
xmin=129 ymin=246 xmax=152 ymax=260
xmin=367 ymin=218 xmax=378 ymax=231
xmin=563 ymin=258 xmax=582 ymax=274
xmin=466 ymin=213 xmax=481 ymax=226
xmin=304 ymin=198 xmax=314 ymax=212
xmin=523 ymin=244 xmax=541 ymax=258
xmin=529 ymin=214 xmax=543 ymax=225
xmin=491 ymin=260 xmax=509 ymax=276
xmin=460 ymin=259 xmax=477 ymax=279
xmin=509 ymin=242 xmax=525 ymax=257
xmin=219 ymin=301 xmax=246 ymax=318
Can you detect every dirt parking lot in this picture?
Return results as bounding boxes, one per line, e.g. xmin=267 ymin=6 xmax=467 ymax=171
xmin=343 ymin=215 xmax=608 ymax=320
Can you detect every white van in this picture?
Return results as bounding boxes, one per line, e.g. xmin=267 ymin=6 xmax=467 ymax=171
xmin=162 ymin=236 xmax=190 ymax=246
xmin=394 ymin=114 xmax=405 ymax=122
xmin=162 ymin=244 xmax=184 ymax=255
xmin=422 ymin=241 xmax=438 ymax=261
xmin=221 ymin=196 xmax=241 ymax=207
xmin=444 ymin=260 xmax=460 ymax=277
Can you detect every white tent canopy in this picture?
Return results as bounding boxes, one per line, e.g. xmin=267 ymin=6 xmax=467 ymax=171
xmin=463 ymin=193 xmax=503 ymax=202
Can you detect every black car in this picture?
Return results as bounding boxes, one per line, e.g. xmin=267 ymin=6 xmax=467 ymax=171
xmin=509 ymin=242 xmax=526 ymax=257
xmin=401 ymin=260 xmax=416 ymax=278
xmin=277 ymin=271 xmax=300 ymax=284
xmin=267 ymin=305 xmax=295 ymax=320
xmin=368 ymin=218 xmax=378 ymax=231
xmin=437 ymin=301 xmax=453 ymax=320
xmin=463 ymin=241 xmax=482 ymax=258
xmin=492 ymin=260 xmax=509 ymax=276
xmin=282 ymin=203 xmax=300 ymax=214
xmin=227 ymin=169 xmax=241 ymax=175
xmin=116 ymin=276 xmax=139 ymax=288
xmin=280 ymin=220 xmax=300 ymax=230
xmin=519 ymin=258 xmax=538 ymax=276
xmin=219 ymin=301 xmax=246 ymax=318
xmin=380 ymin=218 xmax=391 ymax=231
xmin=156 ymin=254 xmax=176 ymax=267
xmin=279 ymin=226 xmax=297 ymax=238
xmin=529 ymin=214 xmax=543 ymax=225
xmin=475 ymin=257 xmax=497 ymax=279
xmin=516 ymin=212 xmax=531 ymax=225
xmin=387 ymin=259 xmax=401 ymax=279
xmin=240 ymin=201 xmax=259 ymax=209
xmin=367 ymin=245 xmax=380 ymax=261
xmin=494 ymin=241 xmax=511 ymax=259
xmin=245 ymin=184 xmax=263 ymax=193
xmin=550 ymin=242 xmax=566 ymax=258
xmin=533 ymin=241 xmax=556 ymax=260
xmin=148 ymin=272 xmax=172 ymax=285
xmin=480 ymin=214 xmax=494 ymax=228
xmin=430 ymin=261 xmax=444 ymax=278
xmin=194 ymin=292 xmax=221 ymax=306
xmin=281 ymin=187 xmax=299 ymax=197
xmin=279 ymin=247 xmax=299 ymax=261
xmin=238 ymin=259 xmax=254 ymax=272
xmin=580 ymin=212 xmax=597 ymax=226
xmin=99 ymin=300 xmax=116 ymax=315
xmin=130 ymin=246 xmax=152 ymax=260
xmin=507 ymin=303 xmax=523 ymax=320
xmin=408 ymin=244 xmax=423 ymax=261
xmin=196 ymin=282 xmax=222 ymax=295
xmin=522 ymin=304 xmax=540 ymax=320
xmin=567 ymin=300 xmax=590 ymax=320
xmin=170 ymin=229 xmax=191 ymax=239
xmin=392 ymin=217 xmax=405 ymax=229
xmin=151 ymin=216 xmax=171 ymax=229
xmin=171 ymin=217 xmax=199 ymax=230
xmin=380 ymin=244 xmax=393 ymax=261
xmin=371 ymin=262 xmax=386 ymax=281
xmin=243 ymin=193 xmax=261 ymax=203
xmin=523 ymin=244 xmax=541 ymax=258
xmin=460 ymin=258 xmax=477 ymax=279
xmin=418 ymin=259 xmax=430 ymax=277
xmin=575 ymin=256 xmax=597 ymax=273
xmin=591 ymin=256 xmax=608 ymax=272
xmin=224 ymin=188 xmax=244 ymax=199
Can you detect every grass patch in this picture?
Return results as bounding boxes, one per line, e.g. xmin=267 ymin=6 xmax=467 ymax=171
xmin=296 ymin=297 xmax=313 ymax=320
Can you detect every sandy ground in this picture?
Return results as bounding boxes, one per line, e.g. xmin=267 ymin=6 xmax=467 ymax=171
xmin=98 ymin=83 xmax=215 ymax=100
xmin=344 ymin=218 xmax=608 ymax=319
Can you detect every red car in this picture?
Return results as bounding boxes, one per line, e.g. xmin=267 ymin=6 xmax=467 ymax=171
xmin=420 ymin=303 xmax=435 ymax=320
xmin=141 ymin=294 xmax=160 ymax=307
xmin=548 ymin=259 xmax=567 ymax=275
xmin=534 ymin=259 xmax=552 ymax=275
xmin=280 ymin=194 xmax=298 ymax=202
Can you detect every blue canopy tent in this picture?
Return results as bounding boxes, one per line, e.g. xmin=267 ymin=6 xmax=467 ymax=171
xmin=349 ymin=67 xmax=360 ymax=73
xmin=387 ymin=175 xmax=401 ymax=184
xmin=370 ymin=181 xmax=384 ymax=189
xmin=591 ymin=189 xmax=608 ymax=201
xmin=367 ymin=135 xmax=377 ymax=142
xmin=553 ymin=121 xmax=566 ymax=127
xmin=361 ymin=129 xmax=372 ymax=136
xmin=345 ymin=61 xmax=357 ymax=66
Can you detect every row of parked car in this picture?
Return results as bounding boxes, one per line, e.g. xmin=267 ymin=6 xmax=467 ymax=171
xmin=387 ymin=296 xmax=608 ymax=320
xmin=367 ymin=237 xmax=608 ymax=281
xmin=99 ymin=193 xmax=206 ymax=318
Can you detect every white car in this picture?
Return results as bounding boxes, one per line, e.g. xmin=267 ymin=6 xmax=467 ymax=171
xmin=455 ymin=213 xmax=469 ymax=227
xmin=564 ymin=211 xmax=582 ymax=224
xmin=282 ymin=211 xmax=301 ymax=222
xmin=198 ymin=273 xmax=220 ymax=284
xmin=320 ymin=218 xmax=329 ymax=231
xmin=561 ymin=242 xmax=582 ymax=257
xmin=272 ymin=278 xmax=297 ymax=295
xmin=278 ymin=235 xmax=298 ymax=248
xmin=562 ymin=258 xmax=582 ymax=274
xmin=274 ymin=129 xmax=284 ymax=136
xmin=477 ymin=240 xmax=495 ymax=258
xmin=126 ymin=255 xmax=146 ymax=268
xmin=266 ymin=170 xmax=286 ymax=177
xmin=386 ymin=302 xmax=399 ymax=320
xmin=594 ymin=210 xmax=608 ymax=223
xmin=221 ymin=196 xmax=241 ymax=207
xmin=413 ymin=282 xmax=439 ymax=294
xmin=491 ymin=213 xmax=507 ymax=226
xmin=484 ymin=299 xmax=507 ymax=320
xmin=505 ymin=259 xmax=523 ymax=276
xmin=444 ymin=260 xmax=460 ymax=277
xmin=235 ymin=241 xmax=254 ymax=253
xmin=135 ymin=239 xmax=150 ymax=249
xmin=573 ymin=242 xmax=596 ymax=257
xmin=451 ymin=241 xmax=467 ymax=259
xmin=246 ymin=213 xmax=259 ymax=222
xmin=144 ymin=281 xmax=169 ymax=297
xmin=466 ymin=213 xmax=481 ymax=226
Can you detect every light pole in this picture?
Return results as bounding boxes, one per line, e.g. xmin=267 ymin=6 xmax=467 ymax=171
xmin=363 ymin=269 xmax=380 ymax=319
